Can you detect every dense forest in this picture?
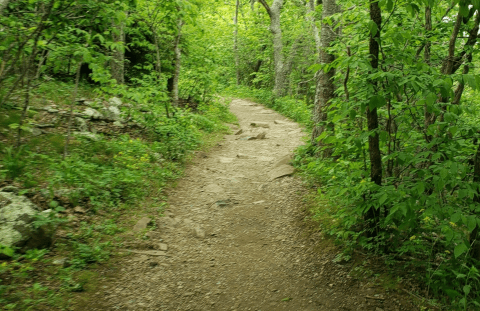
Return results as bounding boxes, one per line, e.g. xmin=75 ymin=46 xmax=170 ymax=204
xmin=2 ymin=0 xmax=480 ymax=309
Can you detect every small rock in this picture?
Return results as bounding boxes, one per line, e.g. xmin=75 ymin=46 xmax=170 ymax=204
xmin=268 ymin=165 xmax=295 ymax=181
xmin=113 ymin=121 xmax=124 ymax=128
xmin=52 ymin=257 xmax=69 ymax=267
xmin=274 ymin=120 xmax=286 ymax=124
xmin=234 ymin=129 xmax=243 ymax=135
xmin=274 ymin=154 xmax=293 ymax=168
xmin=236 ymin=153 xmax=254 ymax=159
xmin=31 ymin=128 xmax=43 ymax=136
xmin=158 ymin=243 xmax=168 ymax=251
xmin=256 ymin=132 xmax=266 ymax=139
xmin=376 ymin=308 xmax=384 ymax=311
xmin=83 ymin=107 xmax=103 ymax=120
xmin=108 ymin=97 xmax=122 ymax=107
xmin=74 ymin=131 xmax=101 ymax=141
xmin=329 ymin=284 xmax=333 ymax=287
xmin=133 ymin=217 xmax=152 ymax=232
xmin=253 ymin=200 xmax=265 ymax=204
xmin=204 ymin=184 xmax=224 ymax=193
xmin=149 ymin=261 xmax=159 ymax=267
xmin=73 ymin=206 xmax=86 ymax=214
xmin=218 ymin=157 xmax=235 ymax=164
xmin=193 ymin=226 xmax=206 ymax=239
xmin=0 ymin=186 xmax=19 ymax=194
xmin=75 ymin=117 xmax=88 ymax=132
xmin=250 ymin=121 xmax=270 ymax=128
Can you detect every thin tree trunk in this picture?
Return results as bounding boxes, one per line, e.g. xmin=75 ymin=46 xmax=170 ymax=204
xmin=471 ymin=143 xmax=480 ymax=260
xmin=364 ymin=0 xmax=383 ymax=230
xmin=258 ymin=0 xmax=286 ymax=97
xmin=424 ymin=6 xmax=434 ymax=142
xmin=311 ymin=0 xmax=338 ymax=144
xmin=172 ymin=19 xmax=184 ymax=107
xmin=234 ymin=0 xmax=240 ymax=85
xmin=63 ymin=62 xmax=82 ymax=159
xmin=152 ymin=29 xmax=162 ymax=76
xmin=111 ymin=12 xmax=127 ymax=84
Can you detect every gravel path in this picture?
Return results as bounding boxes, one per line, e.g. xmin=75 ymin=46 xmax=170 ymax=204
xmin=81 ymin=99 xmax=415 ymax=311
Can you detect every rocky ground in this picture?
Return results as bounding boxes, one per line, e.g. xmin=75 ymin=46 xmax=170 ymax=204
xmin=77 ymin=99 xmax=418 ymax=311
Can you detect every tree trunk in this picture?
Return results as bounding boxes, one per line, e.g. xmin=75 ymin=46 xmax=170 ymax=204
xmin=311 ymin=0 xmax=338 ymax=144
xmin=111 ymin=12 xmax=127 ymax=84
xmin=471 ymin=143 xmax=480 ymax=260
xmin=152 ymin=29 xmax=162 ymax=76
xmin=364 ymin=0 xmax=383 ymax=229
xmin=258 ymin=0 xmax=286 ymax=97
xmin=234 ymin=0 xmax=240 ymax=85
xmin=172 ymin=19 xmax=184 ymax=107
xmin=306 ymin=0 xmax=321 ymax=56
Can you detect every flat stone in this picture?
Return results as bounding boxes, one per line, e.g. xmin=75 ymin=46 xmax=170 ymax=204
xmin=234 ymin=129 xmax=243 ymax=135
xmin=268 ymin=165 xmax=295 ymax=181
xmin=204 ymin=184 xmax=224 ymax=193
xmin=109 ymin=97 xmax=122 ymax=107
xmin=218 ymin=157 xmax=235 ymax=163
xmin=253 ymin=200 xmax=265 ymax=204
xmin=158 ymin=243 xmax=168 ymax=251
xmin=274 ymin=120 xmax=286 ymax=124
xmin=83 ymin=107 xmax=103 ymax=119
xmin=73 ymin=206 xmax=86 ymax=214
xmin=133 ymin=217 xmax=152 ymax=232
xmin=128 ymin=250 xmax=167 ymax=256
xmin=250 ymin=121 xmax=270 ymax=128
xmin=236 ymin=153 xmax=254 ymax=159
xmin=256 ymin=132 xmax=266 ymax=139
xmin=274 ymin=154 xmax=293 ymax=168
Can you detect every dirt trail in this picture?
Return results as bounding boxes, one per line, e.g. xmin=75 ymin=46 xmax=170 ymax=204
xmin=85 ymin=99 xmax=413 ymax=311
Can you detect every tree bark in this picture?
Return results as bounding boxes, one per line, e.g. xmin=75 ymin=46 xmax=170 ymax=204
xmin=172 ymin=19 xmax=184 ymax=107
xmin=364 ymin=0 xmax=382 ymax=228
xmin=152 ymin=29 xmax=162 ymax=76
xmin=111 ymin=12 xmax=127 ymax=84
xmin=234 ymin=0 xmax=240 ymax=85
xmin=311 ymin=0 xmax=338 ymax=144
xmin=258 ymin=0 xmax=286 ymax=97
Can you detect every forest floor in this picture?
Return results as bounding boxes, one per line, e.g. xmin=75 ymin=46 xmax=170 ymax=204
xmin=74 ymin=99 xmax=418 ymax=311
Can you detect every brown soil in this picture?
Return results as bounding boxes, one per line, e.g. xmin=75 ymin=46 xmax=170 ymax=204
xmin=75 ymin=99 xmax=418 ymax=311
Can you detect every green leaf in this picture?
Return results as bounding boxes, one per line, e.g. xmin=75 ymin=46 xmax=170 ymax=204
xmin=417 ymin=182 xmax=425 ymax=195
xmin=467 ymin=216 xmax=477 ymax=233
xmin=464 ymin=285 xmax=471 ymax=295
xmin=460 ymin=4 xmax=470 ymax=17
xmin=451 ymin=212 xmax=461 ymax=223
xmin=454 ymin=242 xmax=468 ymax=258
xmin=386 ymin=0 xmax=393 ymax=11
xmin=369 ymin=95 xmax=386 ymax=110
xmin=379 ymin=193 xmax=388 ymax=205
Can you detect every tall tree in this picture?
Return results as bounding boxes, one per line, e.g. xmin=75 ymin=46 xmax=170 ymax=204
xmin=171 ymin=18 xmax=184 ymax=106
xmin=364 ymin=0 xmax=382 ymax=229
xmin=257 ymin=0 xmax=287 ymax=97
xmin=111 ymin=11 xmax=127 ymax=84
xmin=311 ymin=0 xmax=339 ymax=144
xmin=234 ymin=0 xmax=240 ymax=85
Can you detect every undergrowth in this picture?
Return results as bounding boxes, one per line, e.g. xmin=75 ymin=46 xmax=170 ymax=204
xmin=0 ymin=82 xmax=236 ymax=310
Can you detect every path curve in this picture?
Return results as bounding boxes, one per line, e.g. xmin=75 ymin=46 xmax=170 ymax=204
xmin=87 ymin=99 xmax=413 ymax=311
